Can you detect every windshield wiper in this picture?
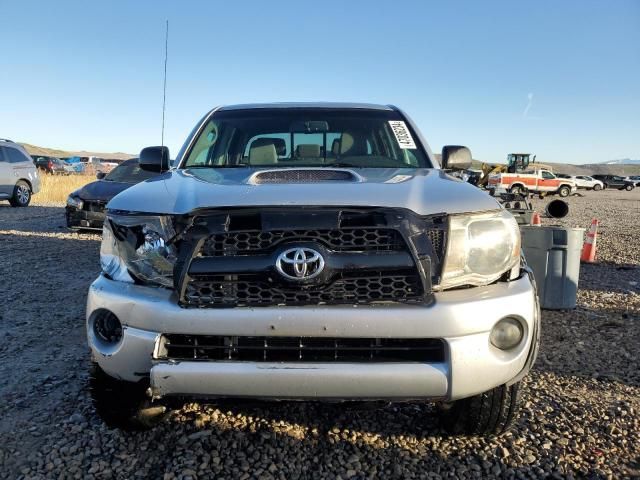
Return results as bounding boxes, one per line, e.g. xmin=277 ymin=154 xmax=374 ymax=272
xmin=325 ymin=162 xmax=363 ymax=169
xmin=187 ymin=164 xmax=249 ymax=169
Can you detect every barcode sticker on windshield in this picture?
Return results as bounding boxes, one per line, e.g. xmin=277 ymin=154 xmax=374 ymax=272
xmin=388 ymin=121 xmax=417 ymax=149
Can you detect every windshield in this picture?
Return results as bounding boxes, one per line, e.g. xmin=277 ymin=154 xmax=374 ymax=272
xmin=182 ymin=108 xmax=431 ymax=169
xmin=104 ymin=159 xmax=157 ymax=183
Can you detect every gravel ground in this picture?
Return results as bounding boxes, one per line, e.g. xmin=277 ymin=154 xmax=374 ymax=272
xmin=0 ymin=188 xmax=638 ymax=479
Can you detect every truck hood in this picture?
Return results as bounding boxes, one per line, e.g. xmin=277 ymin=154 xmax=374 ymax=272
xmin=107 ymin=168 xmax=500 ymax=216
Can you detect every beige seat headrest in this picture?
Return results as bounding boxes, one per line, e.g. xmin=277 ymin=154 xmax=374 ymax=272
xmin=249 ymin=138 xmax=278 ymax=165
xmin=296 ymin=144 xmax=321 ymax=158
xmin=339 ymin=132 xmax=368 ymax=156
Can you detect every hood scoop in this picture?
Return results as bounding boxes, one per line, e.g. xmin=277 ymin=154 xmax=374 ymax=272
xmin=249 ymin=168 xmax=361 ymax=185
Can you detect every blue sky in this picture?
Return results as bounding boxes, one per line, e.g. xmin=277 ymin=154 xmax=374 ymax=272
xmin=1 ymin=0 xmax=638 ymax=164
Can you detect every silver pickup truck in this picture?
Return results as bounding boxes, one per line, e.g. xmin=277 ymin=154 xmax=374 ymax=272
xmin=87 ymin=103 xmax=539 ymax=433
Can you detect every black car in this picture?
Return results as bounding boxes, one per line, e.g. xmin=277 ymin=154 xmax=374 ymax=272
xmin=34 ymin=156 xmax=72 ymax=175
xmin=66 ymin=158 xmax=159 ymax=229
xmin=591 ymin=174 xmax=635 ymax=191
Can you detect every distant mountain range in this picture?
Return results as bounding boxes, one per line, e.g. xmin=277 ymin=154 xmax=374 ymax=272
xmin=19 ymin=142 xmax=135 ymax=161
xmin=598 ymin=158 xmax=640 ymax=165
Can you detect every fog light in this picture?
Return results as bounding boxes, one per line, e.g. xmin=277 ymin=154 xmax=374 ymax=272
xmin=490 ymin=317 xmax=524 ymax=350
xmin=93 ymin=309 xmax=123 ymax=344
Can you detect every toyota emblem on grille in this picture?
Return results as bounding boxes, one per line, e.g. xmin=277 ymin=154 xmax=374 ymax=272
xmin=276 ymin=247 xmax=325 ymax=281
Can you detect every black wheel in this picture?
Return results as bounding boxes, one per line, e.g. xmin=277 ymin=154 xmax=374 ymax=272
xmin=9 ymin=181 xmax=31 ymax=207
xmin=89 ymin=363 xmax=168 ymax=431
xmin=440 ymin=382 xmax=521 ymax=436
xmin=593 ymin=184 xmax=602 ymax=191
xmin=510 ymin=185 xmax=526 ymax=195
xmin=558 ymin=185 xmax=571 ymax=197
xmin=625 ymin=184 xmax=633 ymax=191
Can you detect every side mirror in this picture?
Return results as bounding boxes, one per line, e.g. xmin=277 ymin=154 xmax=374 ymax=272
xmin=139 ymin=146 xmax=170 ymax=172
xmin=96 ymin=171 xmax=106 ymax=180
xmin=441 ymin=145 xmax=472 ymax=170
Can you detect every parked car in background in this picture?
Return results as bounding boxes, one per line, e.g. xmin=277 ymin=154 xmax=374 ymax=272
xmin=0 ymin=139 xmax=41 ymax=206
xmin=64 ymin=156 xmax=86 ymax=173
xmin=450 ymin=168 xmax=482 ymax=186
xmin=33 ymin=156 xmax=74 ymax=175
xmin=83 ymin=156 xmax=119 ymax=174
xmin=623 ymin=175 xmax=640 ymax=187
xmin=591 ymin=174 xmax=635 ymax=191
xmin=66 ymin=158 xmax=158 ymax=229
xmin=568 ymin=175 xmax=603 ymax=190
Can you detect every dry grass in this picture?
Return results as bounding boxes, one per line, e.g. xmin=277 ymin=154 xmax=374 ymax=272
xmin=34 ymin=174 xmax=95 ymax=205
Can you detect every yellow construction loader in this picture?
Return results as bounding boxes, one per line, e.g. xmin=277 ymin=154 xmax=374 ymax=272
xmin=477 ymin=153 xmax=551 ymax=188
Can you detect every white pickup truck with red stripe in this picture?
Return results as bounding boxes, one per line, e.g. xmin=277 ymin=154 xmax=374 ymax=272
xmin=488 ymin=169 xmax=577 ymax=197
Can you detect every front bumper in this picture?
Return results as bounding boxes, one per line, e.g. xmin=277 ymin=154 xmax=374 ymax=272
xmin=66 ymin=206 xmax=105 ymax=230
xmin=87 ymin=273 xmax=539 ymax=402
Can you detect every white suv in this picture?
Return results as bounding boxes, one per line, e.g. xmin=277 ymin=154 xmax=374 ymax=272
xmin=557 ymin=174 xmax=603 ymax=191
xmin=0 ymin=139 xmax=41 ymax=206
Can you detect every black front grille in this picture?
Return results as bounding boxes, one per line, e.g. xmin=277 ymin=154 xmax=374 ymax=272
xmin=177 ymin=208 xmax=446 ymax=308
xmin=158 ymin=335 xmax=445 ymax=363
xmin=184 ymin=272 xmax=422 ymax=307
xmin=200 ymin=228 xmax=405 ymax=257
xmin=83 ymin=201 xmax=106 ymax=213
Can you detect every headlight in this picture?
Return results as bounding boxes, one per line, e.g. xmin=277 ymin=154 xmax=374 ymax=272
xmin=100 ymin=214 xmax=177 ymax=287
xmin=439 ymin=209 xmax=520 ymax=290
xmin=66 ymin=195 xmax=83 ymax=209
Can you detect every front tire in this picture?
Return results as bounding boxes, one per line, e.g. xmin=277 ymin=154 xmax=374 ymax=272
xmin=9 ymin=181 xmax=31 ymax=207
xmin=593 ymin=184 xmax=602 ymax=191
xmin=440 ymin=382 xmax=521 ymax=435
xmin=89 ymin=363 xmax=167 ymax=431
xmin=625 ymin=184 xmax=633 ymax=191
xmin=510 ymin=185 xmax=526 ymax=196
xmin=558 ymin=185 xmax=571 ymax=197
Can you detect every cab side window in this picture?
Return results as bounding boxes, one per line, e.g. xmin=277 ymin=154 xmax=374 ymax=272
xmin=541 ymin=171 xmax=555 ymax=179
xmin=0 ymin=147 xmax=7 ymax=162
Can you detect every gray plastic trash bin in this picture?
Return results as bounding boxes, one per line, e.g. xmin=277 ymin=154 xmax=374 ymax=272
xmin=520 ymin=226 xmax=584 ymax=310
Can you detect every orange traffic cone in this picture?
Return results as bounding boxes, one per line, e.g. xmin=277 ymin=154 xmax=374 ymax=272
xmin=531 ymin=212 xmax=542 ymax=226
xmin=581 ymin=219 xmax=599 ymax=263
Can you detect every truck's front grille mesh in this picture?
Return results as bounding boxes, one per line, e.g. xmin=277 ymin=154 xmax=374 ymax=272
xmin=183 ymin=272 xmax=422 ymax=307
xmin=426 ymin=229 xmax=445 ymax=259
xmin=178 ymin=208 xmax=446 ymax=308
xmin=158 ymin=335 xmax=445 ymax=363
xmin=200 ymin=228 xmax=405 ymax=257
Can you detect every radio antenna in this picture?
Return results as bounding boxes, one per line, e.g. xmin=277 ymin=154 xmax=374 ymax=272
xmin=161 ymin=20 xmax=169 ymax=148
